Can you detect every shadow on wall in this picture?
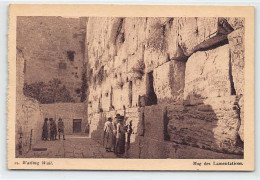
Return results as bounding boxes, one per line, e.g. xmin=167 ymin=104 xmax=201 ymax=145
xmin=125 ymin=92 xmax=243 ymax=159
xmin=166 ymin=92 xmax=243 ymax=159
xmin=89 ymin=112 xmax=108 ymax=145
xmin=88 ymin=91 xmax=243 ymax=159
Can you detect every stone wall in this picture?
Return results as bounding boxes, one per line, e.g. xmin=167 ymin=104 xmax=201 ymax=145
xmin=17 ymin=17 xmax=87 ymax=102
xmin=16 ymin=49 xmax=43 ymax=157
xmin=86 ymin=17 xmax=244 ymax=158
xmin=40 ymin=103 xmax=86 ymax=135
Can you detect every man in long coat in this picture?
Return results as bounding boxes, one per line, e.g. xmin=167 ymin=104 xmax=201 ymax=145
xmin=49 ymin=118 xmax=55 ymax=141
xmin=58 ymin=118 xmax=65 ymax=140
xmin=116 ymin=116 xmax=126 ymax=155
xmin=42 ymin=118 xmax=48 ymax=141
xmin=53 ymin=119 xmax=57 ymax=140
xmin=103 ymin=117 xmax=113 ymax=152
xmin=112 ymin=114 xmax=120 ymax=152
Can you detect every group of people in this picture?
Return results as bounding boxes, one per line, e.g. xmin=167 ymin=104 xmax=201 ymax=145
xmin=103 ymin=113 xmax=132 ymax=156
xmin=42 ymin=118 xmax=65 ymax=141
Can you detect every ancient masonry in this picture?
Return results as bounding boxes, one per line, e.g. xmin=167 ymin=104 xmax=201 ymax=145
xmin=16 ymin=17 xmax=88 ymax=157
xmin=16 ymin=17 xmax=244 ymax=159
xmin=16 ymin=49 xmax=43 ymax=156
xmin=86 ymin=17 xmax=245 ymax=158
xmin=17 ymin=17 xmax=87 ymax=102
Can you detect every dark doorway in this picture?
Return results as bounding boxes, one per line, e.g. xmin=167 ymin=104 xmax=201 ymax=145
xmin=146 ymin=71 xmax=157 ymax=106
xmin=73 ymin=119 xmax=82 ymax=133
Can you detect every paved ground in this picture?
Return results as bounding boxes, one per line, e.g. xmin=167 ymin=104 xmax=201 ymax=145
xmin=23 ymin=135 xmax=117 ymax=158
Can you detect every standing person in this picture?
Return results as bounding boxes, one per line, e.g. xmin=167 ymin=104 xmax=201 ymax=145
xmin=53 ymin=119 xmax=57 ymax=140
xmin=116 ymin=116 xmax=126 ymax=155
xmin=58 ymin=118 xmax=65 ymax=140
xmin=46 ymin=118 xmax=50 ymax=140
xmin=49 ymin=118 xmax=54 ymax=141
xmin=112 ymin=114 xmax=120 ymax=153
xmin=124 ymin=117 xmax=133 ymax=157
xmin=103 ymin=117 xmax=113 ymax=152
xmin=42 ymin=118 xmax=48 ymax=141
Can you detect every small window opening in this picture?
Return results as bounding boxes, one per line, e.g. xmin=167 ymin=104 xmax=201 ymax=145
xmin=67 ymin=51 xmax=75 ymax=61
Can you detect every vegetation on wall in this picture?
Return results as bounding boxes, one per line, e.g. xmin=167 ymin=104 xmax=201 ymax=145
xmin=23 ymin=78 xmax=75 ymax=104
xmin=80 ymin=68 xmax=88 ymax=102
xmin=132 ymin=60 xmax=145 ymax=80
xmin=116 ymin=78 xmax=124 ymax=89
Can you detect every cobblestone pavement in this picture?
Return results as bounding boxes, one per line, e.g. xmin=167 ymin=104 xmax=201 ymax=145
xmin=23 ymin=135 xmax=117 ymax=158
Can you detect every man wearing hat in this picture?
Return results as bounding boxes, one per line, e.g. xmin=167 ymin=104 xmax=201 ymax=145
xmin=49 ymin=118 xmax=55 ymax=141
xmin=115 ymin=115 xmax=126 ymax=155
xmin=103 ymin=117 xmax=113 ymax=152
xmin=58 ymin=118 xmax=65 ymax=140
xmin=112 ymin=114 xmax=120 ymax=152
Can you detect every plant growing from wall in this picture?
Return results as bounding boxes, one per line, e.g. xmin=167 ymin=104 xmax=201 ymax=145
xmin=97 ymin=66 xmax=105 ymax=85
xmin=132 ymin=60 xmax=145 ymax=80
xmin=23 ymin=78 xmax=75 ymax=104
xmin=80 ymin=70 xmax=88 ymax=102
xmin=116 ymin=78 xmax=124 ymax=89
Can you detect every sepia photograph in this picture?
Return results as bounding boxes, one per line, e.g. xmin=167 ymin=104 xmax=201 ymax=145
xmin=8 ymin=4 xmax=254 ymax=170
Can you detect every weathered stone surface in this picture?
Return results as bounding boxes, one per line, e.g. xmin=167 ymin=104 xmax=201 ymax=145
xmin=143 ymin=105 xmax=165 ymax=141
xmin=17 ymin=17 xmax=87 ymax=102
xmin=129 ymin=136 xmax=242 ymax=159
xmin=226 ymin=17 xmax=245 ymax=30
xmin=153 ymin=60 xmax=186 ymax=104
xmin=167 ymin=96 xmax=242 ymax=154
xmin=228 ymin=28 xmax=245 ymax=96
xmin=177 ymin=17 xmax=219 ymax=56
xmin=88 ymin=112 xmax=106 ymax=144
xmin=85 ymin=17 xmax=244 ymax=158
xmin=184 ymin=44 xmax=231 ymax=100
xmin=144 ymin=18 xmax=169 ymax=72
xmin=16 ymin=50 xmax=43 ymax=157
xmin=238 ymin=95 xmax=244 ymax=142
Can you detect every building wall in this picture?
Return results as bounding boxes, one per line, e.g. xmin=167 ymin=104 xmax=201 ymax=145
xmin=85 ymin=17 xmax=244 ymax=158
xmin=16 ymin=49 xmax=43 ymax=157
xmin=40 ymin=103 xmax=86 ymax=135
xmin=17 ymin=16 xmax=87 ymax=102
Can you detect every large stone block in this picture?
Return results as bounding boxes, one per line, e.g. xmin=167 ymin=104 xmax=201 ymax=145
xmin=228 ymin=28 xmax=245 ymax=96
xmin=124 ymin=18 xmax=147 ymax=56
xmin=16 ymin=98 xmax=43 ymax=156
xmin=125 ymin=107 xmax=141 ymax=134
xmin=100 ymin=80 xmax=113 ymax=112
xmin=153 ymin=60 xmax=186 ymax=104
xmin=184 ymin=44 xmax=231 ymax=100
xmin=143 ymin=105 xmax=164 ymax=141
xmin=87 ymin=85 xmax=102 ymax=114
xmin=144 ymin=18 xmax=169 ymax=72
xmin=226 ymin=17 xmax=245 ymax=30
xmin=131 ymin=78 xmax=146 ymax=108
xmin=176 ymin=17 xmax=234 ymax=56
xmin=167 ymin=96 xmax=242 ymax=154
xmin=111 ymin=83 xmax=130 ymax=110
xmin=177 ymin=17 xmax=219 ymax=56
xmin=88 ymin=112 xmax=107 ymax=143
